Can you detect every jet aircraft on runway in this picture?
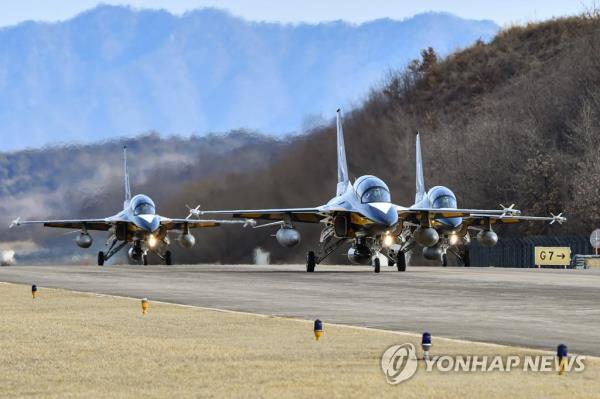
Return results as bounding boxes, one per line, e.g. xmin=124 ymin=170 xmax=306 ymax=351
xmin=196 ymin=109 xmax=565 ymax=273
xmin=10 ymin=147 xmax=253 ymax=265
xmin=391 ymin=133 xmax=566 ymax=267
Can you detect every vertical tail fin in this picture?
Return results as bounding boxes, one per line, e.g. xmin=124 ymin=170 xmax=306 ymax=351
xmin=415 ymin=132 xmax=426 ymax=203
xmin=123 ymin=146 xmax=131 ymax=208
xmin=336 ymin=109 xmax=349 ymax=196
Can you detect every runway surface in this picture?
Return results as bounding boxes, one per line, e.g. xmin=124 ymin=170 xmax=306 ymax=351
xmin=1 ymin=264 xmax=599 ymax=355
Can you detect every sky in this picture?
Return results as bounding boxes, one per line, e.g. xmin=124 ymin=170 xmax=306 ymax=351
xmin=0 ymin=0 xmax=587 ymax=27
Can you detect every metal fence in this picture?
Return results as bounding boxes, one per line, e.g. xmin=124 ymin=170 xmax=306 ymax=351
xmin=469 ymin=235 xmax=593 ymax=267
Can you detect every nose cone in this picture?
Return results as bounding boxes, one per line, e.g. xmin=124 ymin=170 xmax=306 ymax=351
xmin=368 ymin=203 xmax=398 ymax=228
xmin=135 ymin=214 xmax=160 ymax=232
xmin=438 ymin=217 xmax=462 ymax=230
xmin=381 ymin=210 xmax=399 ymax=227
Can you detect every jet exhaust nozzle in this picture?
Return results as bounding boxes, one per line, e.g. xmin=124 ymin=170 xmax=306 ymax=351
xmin=477 ymin=230 xmax=498 ymax=247
xmin=276 ymin=228 xmax=301 ymax=248
xmin=75 ymin=233 xmax=93 ymax=248
xmin=179 ymin=233 xmax=196 ymax=249
xmin=414 ymin=227 xmax=439 ymax=247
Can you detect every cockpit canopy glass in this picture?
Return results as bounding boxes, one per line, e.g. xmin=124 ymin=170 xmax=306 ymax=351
xmin=134 ymin=203 xmax=156 ymax=216
xmin=354 ymin=175 xmax=391 ymax=203
xmin=131 ymin=195 xmax=156 ymax=216
xmin=432 ymin=195 xmax=457 ymax=209
xmin=429 ymin=186 xmax=457 ymax=209
xmin=361 ymin=187 xmax=391 ymax=203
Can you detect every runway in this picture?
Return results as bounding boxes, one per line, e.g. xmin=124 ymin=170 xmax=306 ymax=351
xmin=1 ymin=264 xmax=599 ymax=355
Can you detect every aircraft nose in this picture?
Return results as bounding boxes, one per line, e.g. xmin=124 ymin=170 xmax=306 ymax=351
xmin=374 ymin=209 xmax=398 ymax=228
xmin=136 ymin=215 xmax=160 ymax=232
xmin=384 ymin=211 xmax=398 ymax=227
xmin=439 ymin=217 xmax=462 ymax=229
xmin=368 ymin=203 xmax=398 ymax=228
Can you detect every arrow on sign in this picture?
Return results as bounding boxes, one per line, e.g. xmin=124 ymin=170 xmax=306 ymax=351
xmin=557 ymin=254 xmax=566 ymax=259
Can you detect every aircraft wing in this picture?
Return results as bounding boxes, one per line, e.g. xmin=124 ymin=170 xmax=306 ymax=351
xmin=462 ymin=213 xmax=566 ymax=227
xmin=9 ymin=218 xmax=115 ymax=231
xmin=197 ymin=207 xmax=337 ymax=223
xmin=397 ymin=207 xmax=565 ymax=225
xmin=159 ymin=218 xmax=256 ymax=230
xmin=397 ymin=207 xmax=513 ymax=222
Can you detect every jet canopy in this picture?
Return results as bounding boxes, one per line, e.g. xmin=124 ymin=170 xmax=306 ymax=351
xmin=354 ymin=175 xmax=391 ymax=203
xmin=429 ymin=186 xmax=457 ymax=209
xmin=131 ymin=194 xmax=156 ymax=216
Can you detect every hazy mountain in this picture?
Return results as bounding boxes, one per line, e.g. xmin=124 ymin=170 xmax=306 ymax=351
xmin=0 ymin=5 xmax=498 ymax=151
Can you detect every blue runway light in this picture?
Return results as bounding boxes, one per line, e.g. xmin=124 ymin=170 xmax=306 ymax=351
xmin=31 ymin=284 xmax=37 ymax=299
xmin=314 ymin=319 xmax=323 ymax=341
xmin=422 ymin=332 xmax=432 ymax=360
xmin=557 ymin=344 xmax=568 ymax=375
xmin=557 ymin=344 xmax=568 ymax=359
xmin=422 ymin=332 xmax=432 ymax=346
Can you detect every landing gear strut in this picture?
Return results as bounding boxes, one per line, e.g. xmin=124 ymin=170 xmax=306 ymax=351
xmin=152 ymin=249 xmax=173 ymax=266
xmin=305 ymin=227 xmax=348 ymax=273
xmin=98 ymin=238 xmax=127 ymax=266
xmin=447 ymin=247 xmax=470 ymax=267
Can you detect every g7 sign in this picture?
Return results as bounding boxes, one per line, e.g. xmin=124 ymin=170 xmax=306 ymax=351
xmin=534 ymin=247 xmax=571 ymax=267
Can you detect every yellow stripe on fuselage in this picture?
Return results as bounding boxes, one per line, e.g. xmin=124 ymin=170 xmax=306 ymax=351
xmin=350 ymin=213 xmax=374 ymax=226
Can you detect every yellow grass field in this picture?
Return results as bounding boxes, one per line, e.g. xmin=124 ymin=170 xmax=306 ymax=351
xmin=0 ymin=282 xmax=598 ymax=398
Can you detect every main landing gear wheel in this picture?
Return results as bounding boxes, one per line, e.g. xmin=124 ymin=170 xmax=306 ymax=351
xmin=373 ymin=257 xmax=380 ymax=273
xmin=306 ymin=251 xmax=316 ymax=273
xmin=442 ymin=253 xmax=448 ymax=267
xmin=397 ymin=252 xmax=406 ymax=272
xmin=142 ymin=254 xmax=149 ymax=266
xmin=165 ymin=251 xmax=172 ymax=266
xmin=97 ymin=251 xmax=105 ymax=266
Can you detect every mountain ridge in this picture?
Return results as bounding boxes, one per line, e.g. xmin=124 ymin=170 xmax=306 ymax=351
xmin=0 ymin=5 xmax=498 ymax=150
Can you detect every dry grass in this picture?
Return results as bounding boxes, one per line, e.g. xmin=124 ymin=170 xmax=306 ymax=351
xmin=0 ymin=282 xmax=598 ymax=398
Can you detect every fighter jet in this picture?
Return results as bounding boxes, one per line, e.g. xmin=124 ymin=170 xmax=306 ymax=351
xmin=10 ymin=147 xmax=253 ymax=266
xmin=391 ymin=132 xmax=566 ymax=267
xmin=196 ymin=109 xmax=565 ymax=273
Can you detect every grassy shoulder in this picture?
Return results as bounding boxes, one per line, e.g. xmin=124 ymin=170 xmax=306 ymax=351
xmin=0 ymin=282 xmax=598 ymax=398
